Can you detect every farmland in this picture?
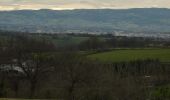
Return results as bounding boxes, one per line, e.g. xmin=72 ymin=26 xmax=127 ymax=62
xmin=88 ymin=48 xmax=170 ymax=62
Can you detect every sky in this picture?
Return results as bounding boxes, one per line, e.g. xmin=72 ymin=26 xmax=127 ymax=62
xmin=0 ymin=0 xmax=170 ymax=10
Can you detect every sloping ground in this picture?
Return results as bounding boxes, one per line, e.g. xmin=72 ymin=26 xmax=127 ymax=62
xmin=88 ymin=48 xmax=170 ymax=62
xmin=0 ymin=98 xmax=56 ymax=100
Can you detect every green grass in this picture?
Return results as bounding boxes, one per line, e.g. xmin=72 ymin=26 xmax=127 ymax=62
xmin=88 ymin=48 xmax=170 ymax=62
xmin=35 ymin=35 xmax=89 ymax=47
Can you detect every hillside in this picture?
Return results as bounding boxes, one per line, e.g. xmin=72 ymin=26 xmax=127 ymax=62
xmin=0 ymin=8 xmax=170 ymax=33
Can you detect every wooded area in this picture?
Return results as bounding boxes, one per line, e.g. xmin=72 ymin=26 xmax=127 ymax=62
xmin=0 ymin=32 xmax=170 ymax=100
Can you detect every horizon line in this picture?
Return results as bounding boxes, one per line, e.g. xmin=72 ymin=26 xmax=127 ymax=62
xmin=0 ymin=7 xmax=170 ymax=11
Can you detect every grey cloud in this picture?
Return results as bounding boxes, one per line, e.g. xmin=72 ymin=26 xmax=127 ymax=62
xmin=0 ymin=0 xmax=170 ymax=10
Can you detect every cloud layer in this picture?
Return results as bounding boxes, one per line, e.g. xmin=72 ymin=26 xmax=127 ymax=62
xmin=0 ymin=0 xmax=170 ymax=10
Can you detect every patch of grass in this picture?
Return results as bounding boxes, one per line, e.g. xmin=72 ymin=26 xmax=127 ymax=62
xmin=88 ymin=48 xmax=170 ymax=62
xmin=28 ymin=34 xmax=89 ymax=47
xmin=150 ymin=85 xmax=170 ymax=100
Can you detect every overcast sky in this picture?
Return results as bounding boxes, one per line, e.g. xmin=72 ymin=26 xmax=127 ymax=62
xmin=0 ymin=0 xmax=170 ymax=10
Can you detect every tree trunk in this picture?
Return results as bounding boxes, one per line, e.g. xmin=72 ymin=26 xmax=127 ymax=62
xmin=14 ymin=82 xmax=19 ymax=98
xmin=0 ymin=75 xmax=5 ymax=97
xmin=29 ymin=80 xmax=37 ymax=98
xmin=67 ymin=81 xmax=76 ymax=100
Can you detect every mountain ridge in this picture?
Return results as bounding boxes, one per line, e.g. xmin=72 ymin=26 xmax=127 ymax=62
xmin=0 ymin=8 xmax=170 ymax=33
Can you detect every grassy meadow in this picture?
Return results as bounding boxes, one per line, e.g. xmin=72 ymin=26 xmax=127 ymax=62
xmin=88 ymin=48 xmax=170 ymax=62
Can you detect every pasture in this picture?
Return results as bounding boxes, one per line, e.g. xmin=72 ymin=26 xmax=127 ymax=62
xmin=88 ymin=48 xmax=170 ymax=62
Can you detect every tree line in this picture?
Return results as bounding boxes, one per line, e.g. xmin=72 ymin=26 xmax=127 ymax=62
xmin=78 ymin=36 xmax=170 ymax=51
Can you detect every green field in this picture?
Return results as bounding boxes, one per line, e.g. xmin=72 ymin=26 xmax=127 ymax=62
xmin=26 ymin=34 xmax=89 ymax=47
xmin=88 ymin=48 xmax=170 ymax=62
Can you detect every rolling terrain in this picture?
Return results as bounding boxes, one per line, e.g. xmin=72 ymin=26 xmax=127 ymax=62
xmin=1 ymin=8 xmax=170 ymax=34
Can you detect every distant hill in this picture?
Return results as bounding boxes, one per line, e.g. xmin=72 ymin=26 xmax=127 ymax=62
xmin=0 ymin=8 xmax=170 ymax=33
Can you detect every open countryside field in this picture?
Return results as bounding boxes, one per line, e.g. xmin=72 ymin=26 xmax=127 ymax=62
xmin=30 ymin=34 xmax=89 ymax=47
xmin=88 ymin=48 xmax=170 ymax=62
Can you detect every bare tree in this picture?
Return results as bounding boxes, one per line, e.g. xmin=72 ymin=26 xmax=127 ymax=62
xmin=52 ymin=53 xmax=96 ymax=100
xmin=16 ymin=53 xmax=52 ymax=98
